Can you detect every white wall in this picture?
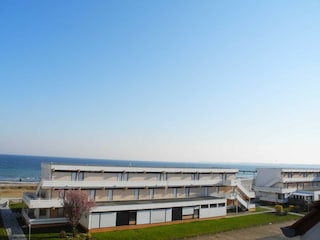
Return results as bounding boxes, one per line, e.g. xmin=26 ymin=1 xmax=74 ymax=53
xmin=41 ymin=163 xmax=52 ymax=180
xmin=100 ymin=212 xmax=116 ymax=228
xmin=137 ymin=210 xmax=151 ymax=225
xmin=313 ymin=191 xmax=320 ymax=201
xmin=255 ymin=168 xmax=281 ymax=187
xmin=151 ymin=209 xmax=166 ymax=223
xmin=199 ymin=202 xmax=226 ymax=218
xmin=88 ymin=212 xmax=116 ymax=229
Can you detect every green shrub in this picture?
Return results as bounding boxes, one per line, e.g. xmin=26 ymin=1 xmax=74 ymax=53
xmin=59 ymin=230 xmax=67 ymax=238
xmin=274 ymin=205 xmax=283 ymax=213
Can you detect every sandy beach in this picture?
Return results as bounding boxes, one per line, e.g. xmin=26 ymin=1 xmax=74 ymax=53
xmin=0 ymin=182 xmax=37 ymax=199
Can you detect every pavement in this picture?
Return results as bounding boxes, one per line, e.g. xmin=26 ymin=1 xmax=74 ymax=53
xmin=0 ymin=199 xmax=26 ymax=240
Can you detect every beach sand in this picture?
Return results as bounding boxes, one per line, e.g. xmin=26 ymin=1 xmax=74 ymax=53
xmin=0 ymin=182 xmax=37 ymax=198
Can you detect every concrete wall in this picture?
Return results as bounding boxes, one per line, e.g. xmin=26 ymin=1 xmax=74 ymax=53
xmin=255 ymin=168 xmax=281 ymax=187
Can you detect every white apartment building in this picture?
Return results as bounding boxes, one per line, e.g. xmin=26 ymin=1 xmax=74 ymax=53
xmin=22 ymin=163 xmax=255 ymax=231
xmin=254 ymin=168 xmax=320 ymax=204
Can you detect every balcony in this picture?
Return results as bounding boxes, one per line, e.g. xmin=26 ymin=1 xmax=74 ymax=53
xmin=22 ymin=209 xmax=68 ymax=225
xmin=23 ymin=192 xmax=63 ymax=209
xmin=41 ymin=179 xmax=225 ymax=189
xmin=258 ymin=196 xmax=287 ymax=204
xmin=254 ymin=186 xmax=295 ymax=194
xmin=282 ymin=177 xmax=320 ymax=183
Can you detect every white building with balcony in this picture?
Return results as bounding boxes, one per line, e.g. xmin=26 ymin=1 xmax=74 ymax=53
xmin=22 ymin=163 xmax=255 ymax=231
xmin=254 ymin=168 xmax=320 ymax=204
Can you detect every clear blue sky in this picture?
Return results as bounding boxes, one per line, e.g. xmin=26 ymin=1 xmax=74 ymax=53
xmin=1 ymin=1 xmax=319 ymax=164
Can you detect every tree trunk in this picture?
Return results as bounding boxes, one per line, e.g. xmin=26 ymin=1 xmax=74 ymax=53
xmin=72 ymin=223 xmax=77 ymax=237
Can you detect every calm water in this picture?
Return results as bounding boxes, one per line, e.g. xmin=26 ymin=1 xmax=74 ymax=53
xmin=0 ymin=154 xmax=319 ymax=182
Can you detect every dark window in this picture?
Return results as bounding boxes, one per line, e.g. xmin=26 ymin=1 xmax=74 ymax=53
xmin=218 ymin=203 xmax=225 ymax=207
xmin=39 ymin=208 xmax=47 ymax=217
xmin=172 ymin=207 xmax=182 ymax=221
xmin=201 ymin=205 xmax=209 ymax=209
xmin=129 ymin=211 xmax=137 ymax=225
xmin=116 ymin=211 xmax=129 ymax=226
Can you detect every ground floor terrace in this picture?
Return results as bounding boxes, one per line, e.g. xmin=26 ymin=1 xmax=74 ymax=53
xmin=23 ymin=196 xmax=227 ymax=230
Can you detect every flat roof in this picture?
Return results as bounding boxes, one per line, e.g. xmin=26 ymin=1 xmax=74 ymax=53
xmin=44 ymin=163 xmax=239 ymax=174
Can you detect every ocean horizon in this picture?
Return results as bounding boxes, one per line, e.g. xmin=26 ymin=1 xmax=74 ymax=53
xmin=0 ymin=153 xmax=320 ymax=182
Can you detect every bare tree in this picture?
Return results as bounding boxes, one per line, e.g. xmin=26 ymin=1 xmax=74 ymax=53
xmin=63 ymin=189 xmax=95 ymax=236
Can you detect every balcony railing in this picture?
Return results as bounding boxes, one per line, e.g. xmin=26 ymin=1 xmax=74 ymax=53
xmin=22 ymin=209 xmax=68 ymax=225
xmin=258 ymin=196 xmax=287 ymax=204
xmin=254 ymin=186 xmax=295 ymax=194
xmin=282 ymin=177 xmax=320 ymax=183
xmin=41 ymin=179 xmax=226 ymax=189
xmin=23 ymin=192 xmax=63 ymax=209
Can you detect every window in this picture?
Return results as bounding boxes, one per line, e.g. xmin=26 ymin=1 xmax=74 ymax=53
xmin=89 ymin=190 xmax=96 ymax=201
xmin=118 ymin=172 xmax=128 ymax=181
xmin=185 ymin=187 xmax=190 ymax=198
xmin=58 ymin=190 xmax=65 ymax=199
xmin=78 ymin=172 xmax=84 ymax=181
xmin=71 ymin=172 xmax=77 ymax=181
xmin=107 ymin=189 xmax=113 ymax=201
xmin=192 ymin=173 xmax=199 ymax=181
xmin=201 ymin=205 xmax=209 ymax=209
xmin=162 ymin=172 xmax=167 ymax=181
xmin=134 ymin=189 xmax=139 ymax=200
xmin=218 ymin=203 xmax=225 ymax=207
xmin=71 ymin=172 xmax=84 ymax=181
xmin=173 ymin=188 xmax=177 ymax=198
xmin=278 ymin=193 xmax=284 ymax=200
xmin=129 ymin=211 xmax=137 ymax=225
xmin=288 ymin=172 xmax=293 ymax=178
xmin=149 ymin=188 xmax=154 ymax=199
xmin=159 ymin=172 xmax=167 ymax=181
xmin=39 ymin=208 xmax=47 ymax=217
xmin=210 ymin=204 xmax=217 ymax=208
xmin=123 ymin=173 xmax=128 ymax=181
xmin=203 ymin=187 xmax=209 ymax=196
xmin=58 ymin=208 xmax=64 ymax=217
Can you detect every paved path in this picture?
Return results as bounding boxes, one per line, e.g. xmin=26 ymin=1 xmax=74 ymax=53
xmin=0 ymin=200 xmax=26 ymax=240
xmin=187 ymin=220 xmax=300 ymax=240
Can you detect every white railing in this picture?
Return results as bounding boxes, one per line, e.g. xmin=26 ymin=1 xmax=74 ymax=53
xmin=254 ymin=186 xmax=295 ymax=194
xmin=258 ymin=196 xmax=287 ymax=203
xmin=22 ymin=209 xmax=68 ymax=225
xmin=23 ymin=193 xmax=63 ymax=209
xmin=234 ymin=180 xmax=255 ymax=198
xmin=41 ymin=179 xmax=225 ymax=189
xmin=282 ymin=177 xmax=320 ymax=183
xmin=236 ymin=194 xmax=248 ymax=208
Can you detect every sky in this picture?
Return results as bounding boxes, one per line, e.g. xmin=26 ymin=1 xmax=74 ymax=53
xmin=0 ymin=1 xmax=320 ymax=165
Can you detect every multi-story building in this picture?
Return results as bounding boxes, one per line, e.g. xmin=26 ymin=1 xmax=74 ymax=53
xmin=22 ymin=163 xmax=255 ymax=231
xmin=254 ymin=168 xmax=320 ymax=204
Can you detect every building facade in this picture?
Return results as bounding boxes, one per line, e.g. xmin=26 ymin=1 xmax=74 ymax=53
xmin=22 ymin=163 xmax=255 ymax=231
xmin=254 ymin=168 xmax=320 ymax=204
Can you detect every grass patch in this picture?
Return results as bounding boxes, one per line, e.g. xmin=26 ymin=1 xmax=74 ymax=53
xmin=92 ymin=213 xmax=298 ymax=240
xmin=22 ymin=212 xmax=298 ymax=240
xmin=252 ymin=206 xmax=270 ymax=212
xmin=9 ymin=201 xmax=26 ymax=213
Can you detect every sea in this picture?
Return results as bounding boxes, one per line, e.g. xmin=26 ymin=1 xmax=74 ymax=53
xmin=1 ymin=154 xmax=320 ymax=182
